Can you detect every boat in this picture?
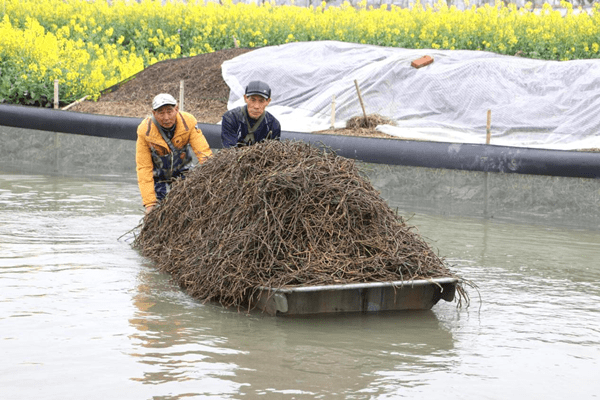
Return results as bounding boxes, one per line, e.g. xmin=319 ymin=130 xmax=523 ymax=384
xmin=250 ymin=277 xmax=458 ymax=316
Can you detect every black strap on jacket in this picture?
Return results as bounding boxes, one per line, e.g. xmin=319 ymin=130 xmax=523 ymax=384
xmin=242 ymin=106 xmax=266 ymax=145
xmin=151 ymin=116 xmax=178 ymax=152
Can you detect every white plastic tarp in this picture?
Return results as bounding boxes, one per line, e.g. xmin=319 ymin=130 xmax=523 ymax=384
xmin=221 ymin=41 xmax=600 ymax=150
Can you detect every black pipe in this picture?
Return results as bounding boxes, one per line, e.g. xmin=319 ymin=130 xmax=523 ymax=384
xmin=2 ymin=104 xmax=598 ymax=179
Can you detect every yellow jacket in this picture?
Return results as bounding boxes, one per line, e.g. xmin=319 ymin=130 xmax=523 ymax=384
xmin=136 ymin=111 xmax=212 ymax=207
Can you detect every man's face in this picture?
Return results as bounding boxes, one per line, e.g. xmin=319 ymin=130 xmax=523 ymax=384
xmin=244 ymin=95 xmax=271 ymax=119
xmin=152 ymin=105 xmax=178 ymax=129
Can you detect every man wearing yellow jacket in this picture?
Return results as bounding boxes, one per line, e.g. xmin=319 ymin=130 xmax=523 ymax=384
xmin=136 ymin=93 xmax=212 ymax=213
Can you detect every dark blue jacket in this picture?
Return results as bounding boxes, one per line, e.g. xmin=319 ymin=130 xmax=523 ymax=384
xmin=221 ymin=106 xmax=281 ymax=148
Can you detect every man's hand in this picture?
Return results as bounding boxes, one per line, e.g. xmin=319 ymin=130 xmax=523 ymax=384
xmin=145 ymin=205 xmax=155 ymax=214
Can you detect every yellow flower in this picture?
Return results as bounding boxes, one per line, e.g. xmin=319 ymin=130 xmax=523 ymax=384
xmin=4 ymin=0 xmax=600 ymax=103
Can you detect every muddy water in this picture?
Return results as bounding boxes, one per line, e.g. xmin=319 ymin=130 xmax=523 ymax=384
xmin=1 ymin=172 xmax=599 ymax=399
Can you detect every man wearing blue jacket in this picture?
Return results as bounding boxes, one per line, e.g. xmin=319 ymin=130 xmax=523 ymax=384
xmin=221 ymin=80 xmax=281 ymax=148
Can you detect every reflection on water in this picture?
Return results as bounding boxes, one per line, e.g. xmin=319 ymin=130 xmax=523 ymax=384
xmin=1 ymin=172 xmax=599 ymax=399
xmin=239 ymin=311 xmax=454 ymax=398
xmin=130 ymin=264 xmax=455 ymax=397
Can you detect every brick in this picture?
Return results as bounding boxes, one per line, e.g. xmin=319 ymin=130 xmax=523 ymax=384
xmin=411 ymin=55 xmax=434 ymax=69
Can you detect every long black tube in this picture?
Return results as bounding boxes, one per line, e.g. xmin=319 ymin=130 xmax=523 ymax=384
xmin=1 ymin=104 xmax=598 ymax=179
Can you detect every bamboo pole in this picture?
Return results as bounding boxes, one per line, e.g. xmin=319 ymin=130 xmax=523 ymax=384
xmin=179 ymin=80 xmax=185 ymax=112
xmin=486 ymin=109 xmax=491 ymax=144
xmin=330 ymin=95 xmax=336 ymax=129
xmin=54 ymin=80 xmax=59 ymax=109
xmin=354 ymin=79 xmax=367 ymax=119
xmin=61 ymin=95 xmax=88 ymax=111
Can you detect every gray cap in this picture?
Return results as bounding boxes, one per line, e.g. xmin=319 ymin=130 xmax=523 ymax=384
xmin=245 ymin=81 xmax=271 ymax=99
xmin=152 ymin=93 xmax=177 ymax=110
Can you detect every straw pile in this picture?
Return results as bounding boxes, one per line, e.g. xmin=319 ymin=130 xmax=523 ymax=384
xmin=133 ymin=140 xmax=460 ymax=309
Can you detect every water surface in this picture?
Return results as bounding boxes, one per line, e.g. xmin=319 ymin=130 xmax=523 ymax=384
xmin=1 ymin=172 xmax=598 ymax=399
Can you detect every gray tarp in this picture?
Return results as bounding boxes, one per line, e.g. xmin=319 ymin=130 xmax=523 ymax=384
xmin=222 ymin=41 xmax=600 ymax=150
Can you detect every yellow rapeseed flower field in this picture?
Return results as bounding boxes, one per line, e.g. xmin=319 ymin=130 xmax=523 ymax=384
xmin=1 ymin=0 xmax=599 ymax=105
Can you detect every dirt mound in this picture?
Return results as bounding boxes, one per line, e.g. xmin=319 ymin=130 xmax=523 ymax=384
xmin=133 ymin=140 xmax=461 ymax=309
xmin=69 ymin=48 xmax=253 ymax=123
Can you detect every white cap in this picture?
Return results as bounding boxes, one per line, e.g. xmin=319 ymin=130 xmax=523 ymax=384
xmin=152 ymin=93 xmax=177 ymax=110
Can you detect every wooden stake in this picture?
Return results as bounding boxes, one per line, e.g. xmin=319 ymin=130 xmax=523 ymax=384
xmin=486 ymin=109 xmax=491 ymax=144
xmin=233 ymin=36 xmax=239 ymax=48
xmin=179 ymin=80 xmax=185 ymax=112
xmin=54 ymin=80 xmax=59 ymax=109
xmin=330 ymin=94 xmax=336 ymax=129
xmin=354 ymin=79 xmax=368 ymax=119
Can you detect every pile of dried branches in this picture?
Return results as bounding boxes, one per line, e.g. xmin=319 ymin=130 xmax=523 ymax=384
xmin=133 ymin=140 xmax=460 ymax=309
xmin=346 ymin=114 xmax=395 ymax=129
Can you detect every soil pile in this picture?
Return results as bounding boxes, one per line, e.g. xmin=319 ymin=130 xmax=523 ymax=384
xmin=133 ymin=140 xmax=461 ymax=309
xmin=69 ymin=48 xmax=254 ymax=123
